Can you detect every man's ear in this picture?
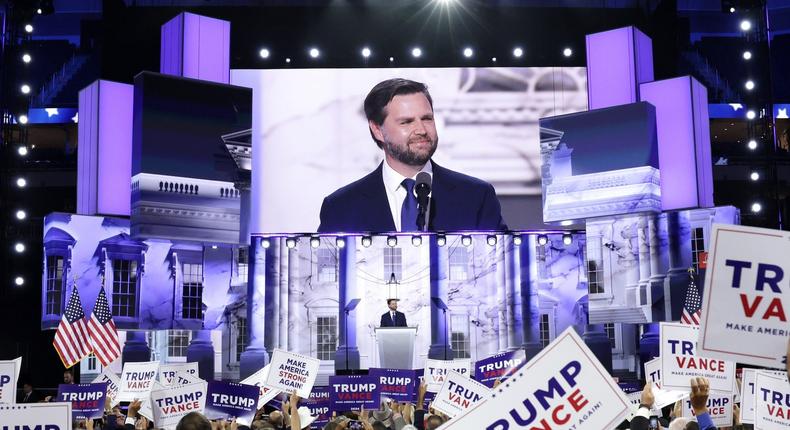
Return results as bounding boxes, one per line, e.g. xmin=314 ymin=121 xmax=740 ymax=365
xmin=369 ymin=120 xmax=385 ymax=144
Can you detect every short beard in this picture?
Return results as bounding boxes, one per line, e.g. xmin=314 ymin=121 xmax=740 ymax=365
xmin=384 ymin=137 xmax=438 ymax=166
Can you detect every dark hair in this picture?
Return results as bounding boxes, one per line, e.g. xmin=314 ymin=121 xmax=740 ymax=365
xmin=387 ymin=299 xmax=398 ymax=305
xmin=363 ymin=78 xmax=434 ymax=149
xmin=176 ymin=412 xmax=212 ymax=430
xmin=426 ymin=415 xmax=445 ymax=430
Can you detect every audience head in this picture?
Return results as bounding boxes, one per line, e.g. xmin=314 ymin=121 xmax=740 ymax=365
xmin=426 ymin=414 xmax=445 ymax=430
xmin=63 ymin=369 xmax=74 ymax=384
xmin=268 ymin=410 xmax=283 ymax=426
xmin=22 ymin=382 xmax=33 ymax=394
xmin=668 ymin=417 xmax=692 ymax=430
xmin=175 ymin=412 xmax=212 ymax=430
xmin=251 ymin=420 xmax=275 ymax=430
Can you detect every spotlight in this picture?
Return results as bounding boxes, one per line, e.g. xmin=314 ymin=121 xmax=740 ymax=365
xmin=740 ymin=20 xmax=752 ymax=31
xmin=310 ymin=237 xmax=321 ymax=248
xmin=309 ymin=48 xmax=320 ymax=59
xmin=513 ymin=47 xmax=523 ymax=58
xmin=563 ymin=48 xmax=572 ymax=57
xmin=387 ymin=236 xmax=398 ymax=247
xmin=14 ymin=243 xmax=25 ymax=253
xmin=211 ymin=245 xmax=218 ymax=249
xmin=24 ymin=24 xmax=33 ymax=33
xmin=15 ymin=210 xmax=26 ymax=220
xmin=491 ymin=57 xmax=497 ymax=63
xmin=730 ymin=7 xmax=735 ymax=13
xmin=18 ymin=115 xmax=28 ymax=124
xmin=537 ymin=235 xmax=549 ymax=246
xmin=16 ymin=178 xmax=27 ymax=188
xmin=750 ymin=171 xmax=760 ymax=181
xmin=336 ymin=237 xmax=346 ymax=249
xmin=743 ymin=51 xmax=752 ymax=60
xmin=361 ymin=236 xmax=372 ymax=248
xmin=745 ymin=80 xmax=755 ymax=90
xmin=18 ymin=146 xmax=28 ymax=156
xmin=748 ymin=140 xmax=758 ymax=150
xmin=463 ymin=47 xmax=473 ymax=58
xmin=286 ymin=238 xmax=297 ymax=249
xmin=436 ymin=235 xmax=446 ymax=247
xmin=486 ymin=235 xmax=497 ymax=246
xmin=562 ymin=234 xmax=573 ymax=246
xmin=389 ymin=57 xmax=394 ymax=62
xmin=411 ymin=47 xmax=422 ymax=58
xmin=751 ymin=202 xmax=762 ymax=213
xmin=560 ymin=220 xmax=573 ymax=227
xmin=261 ymin=238 xmax=271 ymax=248
xmin=22 ymin=53 xmax=31 ymax=63
xmin=461 ymin=235 xmax=473 ymax=247
xmin=411 ymin=235 xmax=422 ymax=247
xmin=513 ymin=235 xmax=522 ymax=246
xmin=14 ymin=277 xmax=24 ymax=286
xmin=20 ymin=84 xmax=31 ymax=94
xmin=259 ymin=48 xmax=270 ymax=59
xmin=285 ymin=58 xmax=291 ymax=63
xmin=361 ymin=47 xmax=371 ymax=58
xmin=746 ymin=110 xmax=756 ymax=120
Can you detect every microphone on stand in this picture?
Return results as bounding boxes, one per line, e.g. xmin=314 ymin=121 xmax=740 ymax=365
xmin=415 ymin=172 xmax=432 ymax=231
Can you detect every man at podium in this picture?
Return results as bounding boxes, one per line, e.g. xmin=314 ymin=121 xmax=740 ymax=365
xmin=380 ymin=299 xmax=407 ymax=327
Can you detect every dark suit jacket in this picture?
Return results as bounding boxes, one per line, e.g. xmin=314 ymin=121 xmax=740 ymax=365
xmin=380 ymin=310 xmax=407 ymax=327
xmin=318 ymin=161 xmax=507 ymax=233
xmin=17 ymin=390 xmax=40 ymax=403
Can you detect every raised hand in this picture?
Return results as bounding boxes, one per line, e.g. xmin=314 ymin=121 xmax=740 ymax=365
xmin=689 ymin=377 xmax=710 ymax=416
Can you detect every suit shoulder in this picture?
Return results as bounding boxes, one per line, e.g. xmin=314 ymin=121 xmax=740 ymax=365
xmin=436 ymin=165 xmax=495 ymax=191
xmin=323 ymin=169 xmax=380 ymax=204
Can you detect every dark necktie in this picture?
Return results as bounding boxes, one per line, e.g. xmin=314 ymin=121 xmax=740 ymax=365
xmin=401 ymin=178 xmax=418 ymax=232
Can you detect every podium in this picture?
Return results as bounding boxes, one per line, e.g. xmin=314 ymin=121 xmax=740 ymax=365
xmin=375 ymin=326 xmax=418 ymax=369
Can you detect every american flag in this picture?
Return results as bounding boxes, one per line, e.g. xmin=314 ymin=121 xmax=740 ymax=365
xmin=681 ymin=268 xmax=702 ymax=325
xmin=88 ymin=286 xmax=121 ymax=366
xmin=53 ymin=286 xmax=93 ymax=368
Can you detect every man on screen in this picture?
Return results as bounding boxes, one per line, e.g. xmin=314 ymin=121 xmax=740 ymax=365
xmin=317 ymin=78 xmax=507 ymax=233
xmin=380 ymin=299 xmax=407 ymax=327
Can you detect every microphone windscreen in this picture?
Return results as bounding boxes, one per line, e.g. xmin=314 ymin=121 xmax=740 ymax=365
xmin=416 ymin=172 xmax=432 ymax=191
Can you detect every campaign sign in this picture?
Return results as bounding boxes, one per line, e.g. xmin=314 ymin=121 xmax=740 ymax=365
xmin=0 ymin=357 xmax=21 ymax=404
xmin=303 ymin=387 xmax=331 ymax=430
xmin=432 ymin=370 xmax=491 ymax=418
xmin=240 ymin=364 xmax=280 ymax=413
xmin=437 ymin=328 xmax=631 ymax=430
xmin=682 ymin=391 xmax=733 ymax=427
xmin=58 ymin=383 xmax=107 ymax=420
xmin=0 ymin=402 xmax=71 ymax=429
xmin=643 ymin=358 xmax=689 ymax=408
xmin=697 ymin=224 xmax=790 ymax=369
xmin=92 ymin=369 xmax=121 ymax=405
xmin=424 ymin=359 xmax=471 ymax=393
xmin=754 ymin=371 xmax=790 ymax=429
xmin=625 ymin=391 xmax=661 ymax=419
xmin=205 ymin=381 xmax=259 ymax=422
xmin=329 ymin=375 xmax=380 ymax=411
xmin=659 ymin=322 xmax=735 ymax=392
xmin=159 ymin=362 xmax=199 ymax=386
xmin=368 ymin=368 xmax=416 ymax=402
xmin=117 ymin=361 xmax=160 ymax=402
xmin=266 ymin=349 xmax=320 ymax=398
xmin=174 ymin=370 xmax=203 ymax=387
xmin=474 ymin=350 xmax=526 ymax=388
xmin=138 ymin=381 xmax=165 ymax=422
xmin=151 ymin=381 xmax=207 ymax=430
xmin=739 ymin=368 xmax=786 ymax=425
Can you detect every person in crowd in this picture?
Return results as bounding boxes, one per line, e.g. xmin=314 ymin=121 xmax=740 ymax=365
xmin=176 ymin=411 xmax=212 ymax=430
xmin=286 ymin=393 xmax=319 ymax=430
xmin=18 ymin=381 xmax=40 ymax=403
xmin=632 ymin=378 xmax=716 ymax=430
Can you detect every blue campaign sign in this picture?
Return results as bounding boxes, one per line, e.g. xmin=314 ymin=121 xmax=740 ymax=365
xmin=57 ymin=383 xmax=108 ymax=420
xmin=205 ymin=381 xmax=259 ymax=422
xmin=329 ymin=375 xmax=380 ymax=412
xmin=368 ymin=368 xmax=417 ymax=401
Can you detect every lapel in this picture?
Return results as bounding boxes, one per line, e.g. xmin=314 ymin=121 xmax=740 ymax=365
xmin=360 ymin=163 xmax=396 ymax=232
xmin=428 ymin=161 xmax=456 ymax=229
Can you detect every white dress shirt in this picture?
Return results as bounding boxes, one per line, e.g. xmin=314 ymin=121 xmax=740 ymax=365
xmin=381 ymin=159 xmax=433 ymax=231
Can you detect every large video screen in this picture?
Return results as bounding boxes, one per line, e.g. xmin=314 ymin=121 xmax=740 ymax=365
xmin=231 ymin=67 xmax=587 ymax=233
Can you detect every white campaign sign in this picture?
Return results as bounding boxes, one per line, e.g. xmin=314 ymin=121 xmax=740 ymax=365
xmin=241 ymin=364 xmax=280 ymax=410
xmin=159 ymin=362 xmax=199 ymax=386
xmin=659 ymin=322 xmax=735 ymax=392
xmin=437 ymin=328 xmax=631 ymax=430
xmin=625 ymin=391 xmax=661 ymax=420
xmin=117 ymin=361 xmax=160 ymax=402
xmin=138 ymin=381 xmax=166 ymax=421
xmin=643 ymin=358 xmax=689 ymax=408
xmin=754 ymin=371 xmax=790 ymax=430
xmin=740 ymin=369 xmax=786 ymax=425
xmin=0 ymin=402 xmax=71 ymax=429
xmin=92 ymin=368 xmax=121 ymax=405
xmin=682 ymin=391 xmax=733 ymax=427
xmin=174 ymin=370 xmax=204 ymax=387
xmin=697 ymin=224 xmax=790 ymax=369
xmin=0 ymin=357 xmax=21 ymax=404
xmin=265 ymin=349 xmax=320 ymax=398
xmin=432 ymin=370 xmax=490 ymax=418
xmin=424 ymin=359 xmax=472 ymax=393
xmin=151 ymin=381 xmax=208 ymax=430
